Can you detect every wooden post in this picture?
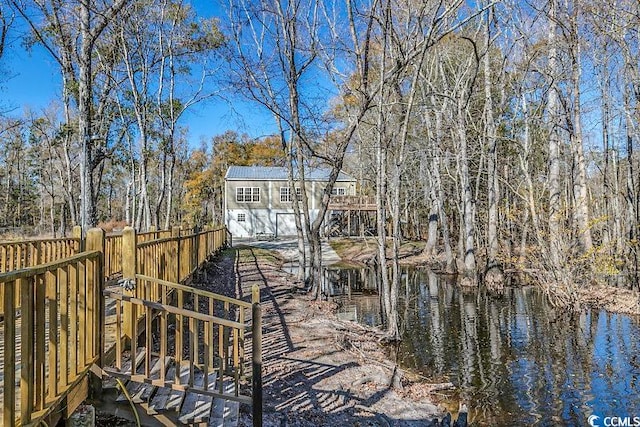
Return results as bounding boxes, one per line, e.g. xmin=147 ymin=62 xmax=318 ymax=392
xmin=172 ymin=226 xmax=181 ymax=283
xmin=86 ymin=228 xmax=105 ymax=398
xmin=72 ymin=225 xmax=83 ymax=252
xmin=122 ymin=227 xmax=137 ymax=344
xmin=4 ymin=280 xmax=16 ymax=427
xmin=252 ymin=284 xmax=260 ymax=305
xmin=252 ymin=301 xmax=262 ymax=427
xmin=86 ymin=229 xmax=105 ymax=357
xmin=20 ymin=277 xmax=34 ymax=424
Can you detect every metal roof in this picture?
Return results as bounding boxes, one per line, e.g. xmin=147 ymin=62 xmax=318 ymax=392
xmin=225 ymin=166 xmax=355 ymax=182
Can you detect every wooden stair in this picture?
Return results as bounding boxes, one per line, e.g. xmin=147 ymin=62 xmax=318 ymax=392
xmin=108 ymin=350 xmax=240 ymax=426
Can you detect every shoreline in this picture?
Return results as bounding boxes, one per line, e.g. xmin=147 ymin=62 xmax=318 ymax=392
xmin=224 ymin=243 xmax=455 ymax=427
xmin=328 ymin=238 xmax=640 ymax=317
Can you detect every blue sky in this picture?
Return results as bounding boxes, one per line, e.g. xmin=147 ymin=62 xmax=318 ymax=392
xmin=0 ymin=0 xmax=277 ymax=146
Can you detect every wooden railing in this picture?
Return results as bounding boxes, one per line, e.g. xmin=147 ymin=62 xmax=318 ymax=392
xmin=103 ymin=227 xmax=208 ymax=280
xmin=136 ymin=227 xmax=228 ymax=284
xmin=0 ymin=229 xmax=104 ymax=427
xmin=0 ymin=237 xmax=81 ymax=273
xmin=105 ymin=234 xmax=123 ymax=278
xmin=0 ymin=226 xmax=200 ymax=282
xmin=0 ymin=236 xmax=81 ymax=316
xmin=0 ymin=225 xmax=252 ymax=426
xmin=107 ymin=226 xmax=261 ymax=424
xmin=137 ymin=229 xmax=173 ymax=243
xmin=327 ymin=195 xmax=377 ymax=210
xmin=103 ymin=277 xmax=260 ymax=407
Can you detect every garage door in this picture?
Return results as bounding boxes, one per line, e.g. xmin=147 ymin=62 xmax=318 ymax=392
xmin=276 ymin=213 xmax=302 ymax=237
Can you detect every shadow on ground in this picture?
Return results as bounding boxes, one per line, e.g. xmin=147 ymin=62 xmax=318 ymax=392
xmin=227 ymin=244 xmax=444 ymax=427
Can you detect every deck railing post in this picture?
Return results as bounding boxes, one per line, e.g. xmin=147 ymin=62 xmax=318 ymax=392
xmin=122 ymin=227 xmax=137 ymax=345
xmin=252 ymin=300 xmax=262 ymax=427
xmin=86 ymin=228 xmax=105 ymax=397
xmin=4 ymin=280 xmax=16 ymax=427
xmin=172 ymin=226 xmax=181 ymax=283
xmin=252 ymin=284 xmax=260 ymax=305
xmin=72 ymin=225 xmax=83 ymax=252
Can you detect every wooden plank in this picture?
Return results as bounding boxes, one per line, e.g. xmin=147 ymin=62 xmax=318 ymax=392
xmin=34 ymin=273 xmax=46 ymax=411
xmin=59 ymin=266 xmax=69 ymax=388
xmin=134 ymin=356 xmax=172 ymax=403
xmin=208 ymin=382 xmax=240 ymax=427
xmin=78 ymin=259 xmax=87 ymax=369
xmin=115 ymin=299 xmax=122 ymax=371
xmin=165 ymin=362 xmax=190 ymax=412
xmin=115 ymin=348 xmax=146 ymax=403
xmin=47 ymin=270 xmax=59 ymax=400
xmin=225 ymin=399 xmax=240 ymax=427
xmin=69 ymin=262 xmax=79 ymax=380
xmin=20 ymin=277 xmax=34 ymax=424
xmin=148 ymin=361 xmax=176 ymax=414
xmin=3 ymin=281 xmax=16 ymax=427
xmin=178 ymin=368 xmax=217 ymax=425
xmin=195 ymin=371 xmax=218 ymax=423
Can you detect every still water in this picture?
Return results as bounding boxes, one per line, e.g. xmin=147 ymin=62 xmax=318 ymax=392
xmin=325 ymin=267 xmax=640 ymax=426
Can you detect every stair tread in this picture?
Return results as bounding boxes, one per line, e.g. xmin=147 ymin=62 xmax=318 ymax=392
xmin=208 ymin=382 xmax=240 ymax=427
xmin=160 ymin=361 xmax=191 ymax=412
xmin=115 ymin=348 xmax=147 ymax=402
xmin=178 ymin=369 xmax=217 ymax=424
xmin=147 ymin=361 xmax=176 ymax=414
xmin=132 ymin=355 xmax=171 ymax=403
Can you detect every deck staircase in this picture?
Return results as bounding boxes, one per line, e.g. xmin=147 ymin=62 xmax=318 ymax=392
xmin=0 ymin=226 xmax=261 ymax=427
xmin=100 ymin=274 xmax=260 ymax=427
xmin=105 ymin=350 xmax=240 ymax=425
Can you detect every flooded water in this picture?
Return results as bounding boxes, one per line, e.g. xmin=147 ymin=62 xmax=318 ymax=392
xmin=324 ymin=266 xmax=640 ymax=426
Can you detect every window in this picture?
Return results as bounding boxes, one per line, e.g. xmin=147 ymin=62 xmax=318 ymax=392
xmin=280 ymin=187 xmax=291 ymax=203
xmin=236 ymin=187 xmax=260 ymax=203
xmin=280 ymin=187 xmax=303 ymax=202
xmin=237 ymin=213 xmax=246 ymax=222
xmin=331 ymin=187 xmax=347 ymax=196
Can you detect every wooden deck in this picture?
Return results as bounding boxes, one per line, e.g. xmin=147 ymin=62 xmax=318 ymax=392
xmin=0 ymin=226 xmax=255 ymax=427
xmin=0 ymin=285 xmax=120 ymax=422
xmin=327 ymin=195 xmax=377 ymax=211
xmin=107 ymin=349 xmax=240 ymax=425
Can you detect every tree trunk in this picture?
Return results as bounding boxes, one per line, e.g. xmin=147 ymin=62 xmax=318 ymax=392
xmin=483 ymin=6 xmax=503 ymax=289
xmin=457 ymin=99 xmax=477 ymax=285
xmin=78 ymin=1 xmax=94 ymax=232
xmin=569 ymin=7 xmax=593 ymax=252
xmin=547 ymin=0 xmax=563 ymax=272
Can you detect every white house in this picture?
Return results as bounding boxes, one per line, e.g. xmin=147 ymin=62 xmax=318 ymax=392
xmin=224 ymin=166 xmax=356 ymax=238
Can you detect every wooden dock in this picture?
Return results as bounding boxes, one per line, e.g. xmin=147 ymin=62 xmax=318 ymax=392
xmin=0 ymin=226 xmax=259 ymax=427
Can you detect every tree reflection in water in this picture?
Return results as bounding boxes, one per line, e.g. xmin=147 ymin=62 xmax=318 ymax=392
xmin=324 ymin=266 xmax=640 ymax=426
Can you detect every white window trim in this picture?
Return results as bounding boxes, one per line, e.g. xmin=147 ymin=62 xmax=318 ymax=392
xmin=236 ymin=187 xmax=261 ymax=203
xmin=331 ymin=187 xmax=347 ymax=196
xmin=237 ymin=213 xmax=246 ymax=222
xmin=280 ymin=187 xmax=291 ymax=203
xmin=280 ymin=187 xmax=303 ymax=203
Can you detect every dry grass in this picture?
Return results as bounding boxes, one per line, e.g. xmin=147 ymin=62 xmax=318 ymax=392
xmin=577 ymin=284 xmax=640 ymax=316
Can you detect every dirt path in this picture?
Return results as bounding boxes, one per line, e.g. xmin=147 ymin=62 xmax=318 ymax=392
xmin=206 ymin=245 xmax=443 ymax=427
